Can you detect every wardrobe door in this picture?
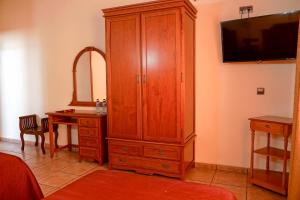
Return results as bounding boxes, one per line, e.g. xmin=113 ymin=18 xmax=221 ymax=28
xmin=106 ymin=14 xmax=142 ymax=140
xmin=141 ymin=9 xmax=181 ymax=143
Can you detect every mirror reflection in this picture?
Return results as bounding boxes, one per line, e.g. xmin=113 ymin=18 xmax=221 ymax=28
xmin=70 ymin=47 xmax=106 ymax=106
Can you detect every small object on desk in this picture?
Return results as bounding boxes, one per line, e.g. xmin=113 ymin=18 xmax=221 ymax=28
xmin=102 ymin=99 xmax=107 ymax=113
xmin=96 ymin=99 xmax=101 ymax=113
xmin=56 ymin=109 xmax=75 ymax=113
xmin=248 ymin=115 xmax=293 ymax=195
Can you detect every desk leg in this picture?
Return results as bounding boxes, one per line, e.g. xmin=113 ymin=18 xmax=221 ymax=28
xmin=250 ymin=130 xmax=255 ymax=179
xmin=49 ymin=116 xmax=54 ymax=158
xmin=266 ymin=133 xmax=270 ymax=173
xmin=67 ymin=125 xmax=72 ymax=151
xmin=282 ymin=132 xmax=289 ymax=189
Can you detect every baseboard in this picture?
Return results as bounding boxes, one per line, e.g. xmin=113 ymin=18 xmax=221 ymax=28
xmin=0 ymin=137 xmax=23 ymax=144
xmin=0 ymin=137 xmax=248 ymax=174
xmin=195 ymin=162 xmax=248 ymax=174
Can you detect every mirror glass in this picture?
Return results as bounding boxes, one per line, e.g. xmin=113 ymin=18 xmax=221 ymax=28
xmin=70 ymin=47 xmax=106 ymax=106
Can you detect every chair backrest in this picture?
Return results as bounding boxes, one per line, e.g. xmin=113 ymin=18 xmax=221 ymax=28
xmin=19 ymin=115 xmax=38 ymax=131
xmin=41 ymin=118 xmax=49 ymax=132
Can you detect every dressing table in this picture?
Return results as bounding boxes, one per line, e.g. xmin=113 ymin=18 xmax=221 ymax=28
xmin=47 ymin=46 xmax=107 ymax=164
xmin=47 ymin=110 xmax=107 ymax=164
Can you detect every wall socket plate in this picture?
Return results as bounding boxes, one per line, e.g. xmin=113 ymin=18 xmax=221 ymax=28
xmin=257 ymin=88 xmax=265 ymax=95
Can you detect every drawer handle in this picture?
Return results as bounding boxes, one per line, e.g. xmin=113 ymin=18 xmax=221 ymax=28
xmin=161 ymin=163 xmax=170 ymax=169
xmin=122 ymin=147 xmax=129 ymax=152
xmin=118 ymin=158 xmax=127 ymax=163
xmin=159 ymin=150 xmax=165 ymax=156
xmin=265 ymin=124 xmax=270 ymax=128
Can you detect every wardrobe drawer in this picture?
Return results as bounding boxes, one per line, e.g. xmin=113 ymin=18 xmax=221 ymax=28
xmin=110 ymin=154 xmax=140 ymax=167
xmin=79 ymin=118 xmax=99 ymax=128
xmin=79 ymin=127 xmax=99 ymax=138
xmin=79 ymin=136 xmax=99 ymax=147
xmin=143 ymin=145 xmax=181 ymax=161
xmin=250 ymin=121 xmax=284 ymax=135
xmin=110 ymin=154 xmax=180 ymax=174
xmin=79 ymin=147 xmax=99 ymax=159
xmin=109 ymin=141 xmax=142 ymax=156
xmin=148 ymin=159 xmax=180 ymax=174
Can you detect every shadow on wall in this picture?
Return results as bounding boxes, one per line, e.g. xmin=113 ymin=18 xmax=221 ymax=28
xmin=0 ymin=0 xmax=46 ymax=140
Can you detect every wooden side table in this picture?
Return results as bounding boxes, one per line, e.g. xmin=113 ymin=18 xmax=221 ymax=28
xmin=249 ymin=116 xmax=293 ymax=195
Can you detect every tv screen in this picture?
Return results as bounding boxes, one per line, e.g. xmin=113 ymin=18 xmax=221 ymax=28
xmin=221 ymin=11 xmax=300 ymax=63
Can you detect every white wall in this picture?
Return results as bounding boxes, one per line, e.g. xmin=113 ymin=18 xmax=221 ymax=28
xmin=194 ymin=0 xmax=300 ymax=169
xmin=0 ymin=0 xmax=299 ymax=169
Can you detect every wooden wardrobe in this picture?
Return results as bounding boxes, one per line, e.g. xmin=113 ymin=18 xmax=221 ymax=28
xmin=103 ymin=0 xmax=197 ymax=179
xmin=288 ymin=16 xmax=300 ymax=200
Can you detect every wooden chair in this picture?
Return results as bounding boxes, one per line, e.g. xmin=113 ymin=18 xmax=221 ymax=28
xmin=19 ymin=114 xmax=59 ymax=154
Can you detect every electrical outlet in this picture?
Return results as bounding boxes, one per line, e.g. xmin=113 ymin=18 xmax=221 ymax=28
xmin=239 ymin=6 xmax=253 ymax=15
xmin=257 ymin=88 xmax=265 ymax=95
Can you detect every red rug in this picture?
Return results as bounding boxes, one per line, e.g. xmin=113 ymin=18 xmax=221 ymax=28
xmin=44 ymin=170 xmax=237 ymax=200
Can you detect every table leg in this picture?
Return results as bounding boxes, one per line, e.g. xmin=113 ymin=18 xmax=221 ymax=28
xmin=266 ymin=133 xmax=270 ymax=172
xmin=250 ymin=130 xmax=255 ymax=179
xmin=282 ymin=134 xmax=288 ymax=188
xmin=49 ymin=116 xmax=54 ymax=158
xmin=67 ymin=125 xmax=72 ymax=151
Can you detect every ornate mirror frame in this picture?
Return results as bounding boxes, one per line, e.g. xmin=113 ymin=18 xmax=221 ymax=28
xmin=69 ymin=46 xmax=106 ymax=107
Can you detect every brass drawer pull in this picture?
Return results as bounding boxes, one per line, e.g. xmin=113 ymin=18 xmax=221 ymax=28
xmin=118 ymin=158 xmax=127 ymax=163
xmin=159 ymin=150 xmax=165 ymax=156
xmin=161 ymin=163 xmax=170 ymax=169
xmin=122 ymin=147 xmax=129 ymax=152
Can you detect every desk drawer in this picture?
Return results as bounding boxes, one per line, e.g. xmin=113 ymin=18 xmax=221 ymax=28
xmin=79 ymin=147 xmax=99 ymax=159
xmin=79 ymin=118 xmax=99 ymax=128
xmin=79 ymin=136 xmax=99 ymax=147
xmin=79 ymin=127 xmax=99 ymax=138
xmin=143 ymin=145 xmax=181 ymax=161
xmin=250 ymin=121 xmax=284 ymax=134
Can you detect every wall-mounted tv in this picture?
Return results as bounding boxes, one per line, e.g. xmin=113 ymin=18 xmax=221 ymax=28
xmin=221 ymin=11 xmax=300 ymax=63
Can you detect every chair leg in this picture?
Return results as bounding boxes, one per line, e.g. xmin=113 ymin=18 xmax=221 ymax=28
xmin=35 ymin=135 xmax=39 ymax=146
xmin=40 ymin=134 xmax=46 ymax=154
xmin=20 ymin=132 xmax=25 ymax=151
xmin=54 ymin=131 xmax=59 ymax=149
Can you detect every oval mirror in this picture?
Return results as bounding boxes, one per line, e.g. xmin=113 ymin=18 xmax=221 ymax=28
xmin=69 ymin=47 xmax=106 ymax=106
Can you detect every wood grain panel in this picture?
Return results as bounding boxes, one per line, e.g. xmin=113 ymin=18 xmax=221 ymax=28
xmin=288 ymin=17 xmax=300 ymax=200
xmin=182 ymin=11 xmax=195 ymax=140
xmin=106 ymin=15 xmax=142 ymax=140
xmin=142 ymin=9 xmax=181 ymax=143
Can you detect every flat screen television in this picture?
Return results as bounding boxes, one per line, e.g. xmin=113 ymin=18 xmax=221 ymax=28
xmin=221 ymin=11 xmax=300 ymax=63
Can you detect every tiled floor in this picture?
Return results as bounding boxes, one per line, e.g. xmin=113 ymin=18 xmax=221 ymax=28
xmin=0 ymin=141 xmax=286 ymax=200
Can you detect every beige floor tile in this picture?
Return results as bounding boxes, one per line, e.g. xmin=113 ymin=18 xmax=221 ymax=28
xmin=39 ymin=184 xmax=59 ymax=197
xmin=25 ymin=155 xmax=55 ymax=168
xmin=247 ymin=185 xmax=287 ymax=200
xmin=38 ymin=171 xmax=78 ymax=187
xmin=212 ymin=171 xmax=247 ymax=187
xmin=0 ymin=150 xmax=33 ymax=160
xmin=212 ymin=183 xmax=246 ymax=200
xmin=185 ymin=167 xmax=216 ymax=184
xmin=31 ymin=160 xmax=72 ymax=180
xmin=60 ymin=161 xmax=98 ymax=176
xmin=55 ymin=150 xmax=80 ymax=162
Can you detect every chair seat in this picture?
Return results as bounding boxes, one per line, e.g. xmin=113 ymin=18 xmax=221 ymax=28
xmin=21 ymin=127 xmax=43 ymax=134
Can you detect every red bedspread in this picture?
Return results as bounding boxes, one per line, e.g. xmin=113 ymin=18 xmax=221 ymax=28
xmin=0 ymin=152 xmax=43 ymax=200
xmin=44 ymin=170 xmax=237 ymax=200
